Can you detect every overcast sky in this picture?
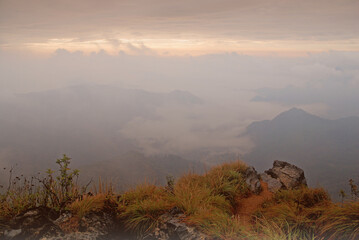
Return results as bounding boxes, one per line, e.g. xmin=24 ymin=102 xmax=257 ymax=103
xmin=1 ymin=0 xmax=359 ymax=55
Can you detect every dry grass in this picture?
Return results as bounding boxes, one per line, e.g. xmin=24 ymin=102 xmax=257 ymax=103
xmin=114 ymin=161 xmax=249 ymax=238
xmin=254 ymin=187 xmax=331 ymax=239
xmin=197 ymin=213 xmax=249 ymax=239
xmin=0 ymin=177 xmax=43 ymax=219
xmin=172 ymin=173 xmax=231 ymax=216
xmin=69 ymin=194 xmax=107 ymax=219
xmin=3 ymin=159 xmax=359 ymax=240
xmin=250 ymin=217 xmax=318 ymax=240
xmin=318 ymin=201 xmax=359 ymax=240
xmin=117 ymin=183 xmax=174 ymax=234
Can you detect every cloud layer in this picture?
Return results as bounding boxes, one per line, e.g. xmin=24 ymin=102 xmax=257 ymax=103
xmin=1 ymin=0 xmax=358 ymax=54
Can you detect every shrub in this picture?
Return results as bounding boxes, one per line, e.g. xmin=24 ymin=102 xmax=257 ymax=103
xmin=38 ymin=154 xmax=81 ymax=208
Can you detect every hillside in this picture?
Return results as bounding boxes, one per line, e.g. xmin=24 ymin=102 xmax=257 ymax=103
xmin=0 ymin=85 xmax=203 ymax=185
xmin=243 ymin=108 xmax=359 ymax=198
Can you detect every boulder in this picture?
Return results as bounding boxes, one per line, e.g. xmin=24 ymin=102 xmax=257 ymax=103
xmin=244 ymin=166 xmax=262 ymax=194
xmin=261 ymin=160 xmax=307 ymax=192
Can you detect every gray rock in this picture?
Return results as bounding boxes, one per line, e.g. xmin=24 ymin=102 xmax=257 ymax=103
xmin=5 ymin=207 xmax=62 ymax=240
xmin=244 ymin=166 xmax=262 ymax=194
xmin=2 ymin=207 xmax=123 ymax=240
xmin=4 ymin=229 xmax=22 ymax=238
xmin=261 ymin=160 xmax=307 ymax=192
xmin=260 ymin=173 xmax=282 ymax=193
xmin=42 ymin=211 xmax=117 ymax=240
xmin=146 ymin=211 xmax=210 ymax=240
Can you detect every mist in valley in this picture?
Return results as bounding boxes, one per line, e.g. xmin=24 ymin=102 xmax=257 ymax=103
xmin=1 ymin=49 xmax=359 ymax=198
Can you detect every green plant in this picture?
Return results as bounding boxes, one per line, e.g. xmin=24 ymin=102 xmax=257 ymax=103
xmin=38 ymin=154 xmax=81 ymax=208
xmin=56 ymin=155 xmax=80 ymax=200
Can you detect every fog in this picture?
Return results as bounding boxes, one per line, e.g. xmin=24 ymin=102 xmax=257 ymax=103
xmin=1 ymin=49 xmax=359 ymax=190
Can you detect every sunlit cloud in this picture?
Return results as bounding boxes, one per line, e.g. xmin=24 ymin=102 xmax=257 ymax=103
xmin=8 ymin=37 xmax=358 ymax=57
xmin=1 ymin=0 xmax=358 ymax=56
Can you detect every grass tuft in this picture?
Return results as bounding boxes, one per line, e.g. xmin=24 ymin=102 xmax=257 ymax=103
xmin=117 ymin=183 xmax=174 ymax=234
xmin=319 ymin=201 xmax=359 ymax=240
xmin=69 ymin=194 xmax=106 ymax=219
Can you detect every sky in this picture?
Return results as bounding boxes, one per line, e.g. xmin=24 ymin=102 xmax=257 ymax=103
xmin=0 ymin=0 xmax=359 ymax=157
xmin=1 ymin=1 xmax=359 ymax=198
xmin=1 ymin=0 xmax=359 ymax=55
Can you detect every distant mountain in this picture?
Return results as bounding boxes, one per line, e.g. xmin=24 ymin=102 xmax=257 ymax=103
xmin=243 ymin=108 xmax=359 ymax=199
xmin=0 ymin=85 xmax=203 ymax=184
xmin=167 ymin=90 xmax=203 ymax=105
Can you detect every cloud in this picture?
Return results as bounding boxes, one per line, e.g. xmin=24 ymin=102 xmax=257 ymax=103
xmin=1 ymin=0 xmax=358 ymax=54
xmin=120 ymin=103 xmax=254 ymax=155
xmin=252 ymin=52 xmax=359 ymax=117
xmin=1 ymin=49 xmax=358 ymax=119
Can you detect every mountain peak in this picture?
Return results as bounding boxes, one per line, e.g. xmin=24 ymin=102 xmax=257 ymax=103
xmin=272 ymin=107 xmax=322 ymax=122
xmin=167 ymin=90 xmax=202 ymax=104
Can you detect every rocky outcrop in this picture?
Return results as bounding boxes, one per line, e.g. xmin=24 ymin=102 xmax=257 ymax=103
xmin=1 ymin=206 xmax=208 ymax=240
xmin=2 ymin=207 xmax=61 ymax=240
xmin=1 ymin=207 xmax=126 ymax=240
xmin=261 ymin=160 xmax=307 ymax=192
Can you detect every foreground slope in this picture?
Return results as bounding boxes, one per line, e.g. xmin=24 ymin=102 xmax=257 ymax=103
xmin=2 ymin=157 xmax=358 ymax=240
